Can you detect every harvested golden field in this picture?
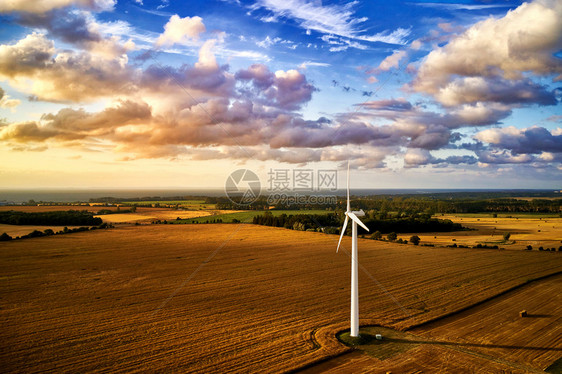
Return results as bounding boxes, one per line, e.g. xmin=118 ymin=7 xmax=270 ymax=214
xmin=413 ymin=274 xmax=562 ymax=371
xmin=1 ymin=224 xmax=561 ymax=372
xmin=93 ymin=212 xmax=163 ymax=223
xmin=94 ymin=208 xmax=243 ymax=223
xmin=0 ymin=205 xmax=233 ymax=222
xmin=407 ymin=215 xmax=562 ymax=251
xmin=304 ymin=275 xmax=562 ymax=373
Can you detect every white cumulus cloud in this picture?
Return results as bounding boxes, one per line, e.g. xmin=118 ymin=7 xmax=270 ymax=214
xmin=156 ymin=15 xmax=206 ymax=47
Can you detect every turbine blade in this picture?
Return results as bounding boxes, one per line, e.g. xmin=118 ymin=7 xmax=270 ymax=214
xmin=346 ymin=160 xmax=350 ymax=212
xmin=336 ymin=215 xmax=349 ymax=253
xmin=348 ymin=211 xmax=370 ymax=232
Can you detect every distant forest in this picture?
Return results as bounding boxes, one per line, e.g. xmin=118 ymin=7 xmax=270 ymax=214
xmin=212 ymin=195 xmax=562 ymax=214
xmin=350 ymin=197 xmax=562 ymax=214
xmin=0 ymin=210 xmax=102 ymax=226
xmin=82 ymin=192 xmax=562 ymax=214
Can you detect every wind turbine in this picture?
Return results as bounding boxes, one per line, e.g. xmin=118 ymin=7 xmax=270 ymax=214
xmin=337 ymin=161 xmax=369 ymax=338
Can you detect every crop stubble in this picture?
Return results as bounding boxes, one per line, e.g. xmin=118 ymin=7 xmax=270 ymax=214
xmin=1 ymin=224 xmax=561 ymax=372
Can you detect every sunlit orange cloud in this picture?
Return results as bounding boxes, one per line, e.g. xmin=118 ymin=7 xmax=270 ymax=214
xmin=0 ymin=0 xmax=560 ymax=186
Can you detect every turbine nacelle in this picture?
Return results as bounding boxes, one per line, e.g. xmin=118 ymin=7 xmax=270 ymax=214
xmin=351 ymin=209 xmax=365 ymax=217
xmin=336 ymin=210 xmax=369 ymax=253
xmin=336 ymin=163 xmax=369 ymax=253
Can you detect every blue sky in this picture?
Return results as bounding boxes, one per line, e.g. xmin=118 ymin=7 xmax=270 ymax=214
xmin=0 ymin=0 xmax=561 ymax=189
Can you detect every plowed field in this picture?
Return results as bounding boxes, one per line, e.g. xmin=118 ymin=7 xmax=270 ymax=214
xmin=1 ymin=224 xmax=560 ymax=372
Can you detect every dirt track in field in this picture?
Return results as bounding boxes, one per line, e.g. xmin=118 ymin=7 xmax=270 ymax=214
xmin=1 ymin=224 xmax=561 ymax=373
xmin=299 ymin=274 xmax=562 ymax=373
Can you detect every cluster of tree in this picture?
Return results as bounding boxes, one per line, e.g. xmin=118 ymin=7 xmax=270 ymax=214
xmin=212 ymin=193 xmax=562 ymax=214
xmin=20 ymin=201 xmax=89 ymax=206
xmin=347 ymin=196 xmax=561 ymax=215
xmin=252 ymin=212 xmax=339 ymax=231
xmin=215 ymin=196 xmax=273 ymax=210
xmin=534 ymin=246 xmax=562 ymax=251
xmin=84 ymin=191 xmax=562 ymax=214
xmin=369 ymin=232 xmax=420 ymax=245
xmin=0 ymin=232 xmax=13 ymax=241
xmin=0 ymin=222 xmax=113 ymax=241
xmin=252 ymin=212 xmax=465 ymax=235
xmin=96 ymin=207 xmax=134 ymax=215
xmin=359 ymin=216 xmax=464 ymax=234
xmin=0 ymin=210 xmax=102 ymax=226
xmin=89 ymin=195 xmax=210 ymax=203
xmin=173 ymin=217 xmax=225 ymax=223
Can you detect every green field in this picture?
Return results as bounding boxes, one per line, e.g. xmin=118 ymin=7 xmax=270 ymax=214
xmin=174 ymin=209 xmax=334 ymax=224
xmin=122 ymin=200 xmax=214 ymax=209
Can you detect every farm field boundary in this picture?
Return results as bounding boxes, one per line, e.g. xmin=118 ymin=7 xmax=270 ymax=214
xmin=406 ymin=269 xmax=562 ymax=331
xmin=293 ymin=271 xmax=562 ymax=373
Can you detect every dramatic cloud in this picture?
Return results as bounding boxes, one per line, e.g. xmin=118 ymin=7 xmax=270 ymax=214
xmin=167 ymin=143 xmax=390 ymax=168
xmin=0 ymin=0 xmax=115 ymax=14
xmin=404 ymin=148 xmax=478 ymax=167
xmin=359 ymin=98 xmax=413 ymax=113
xmin=0 ymin=33 xmax=135 ymax=102
xmin=404 ymin=148 xmax=432 ymax=167
xmin=413 ymin=0 xmax=562 ymax=105
xmin=357 ymin=98 xmax=510 ymax=129
xmin=0 ymin=0 xmax=559 ymax=177
xmin=0 ymin=100 xmax=152 ymax=142
xmin=435 ymin=77 xmax=558 ymax=107
xmin=14 ymin=8 xmax=134 ymax=59
xmin=0 ymin=87 xmax=21 ymax=109
xmin=476 ymin=150 xmax=534 ymax=164
xmin=0 ymin=32 xmax=55 ymax=76
xmin=475 ymin=126 xmax=562 ymax=155
xmin=450 ymin=103 xmax=512 ymax=126
xmin=375 ymin=50 xmax=407 ymax=72
xmin=269 ymin=69 xmax=316 ymax=110
xmin=156 ymin=15 xmax=206 ymax=47
xmin=236 ymin=63 xmax=275 ymax=88
xmin=236 ymin=64 xmax=316 ymax=110
xmin=408 ymin=125 xmax=452 ymax=150
xmin=0 ymin=31 xmax=235 ymax=104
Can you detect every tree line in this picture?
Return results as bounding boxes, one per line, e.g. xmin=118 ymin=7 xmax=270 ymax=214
xmin=252 ymin=212 xmax=338 ymax=230
xmin=0 ymin=210 xmax=102 ymax=226
xmin=209 ymin=195 xmax=562 ymax=214
xmin=350 ymin=197 xmax=562 ymax=215
xmin=85 ymin=191 xmax=561 ymax=214
xmin=252 ymin=211 xmax=465 ymax=234
xmin=0 ymin=223 xmax=113 ymax=242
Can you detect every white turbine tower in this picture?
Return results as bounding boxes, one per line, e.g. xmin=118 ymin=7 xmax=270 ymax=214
xmin=336 ymin=161 xmax=369 ymax=338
